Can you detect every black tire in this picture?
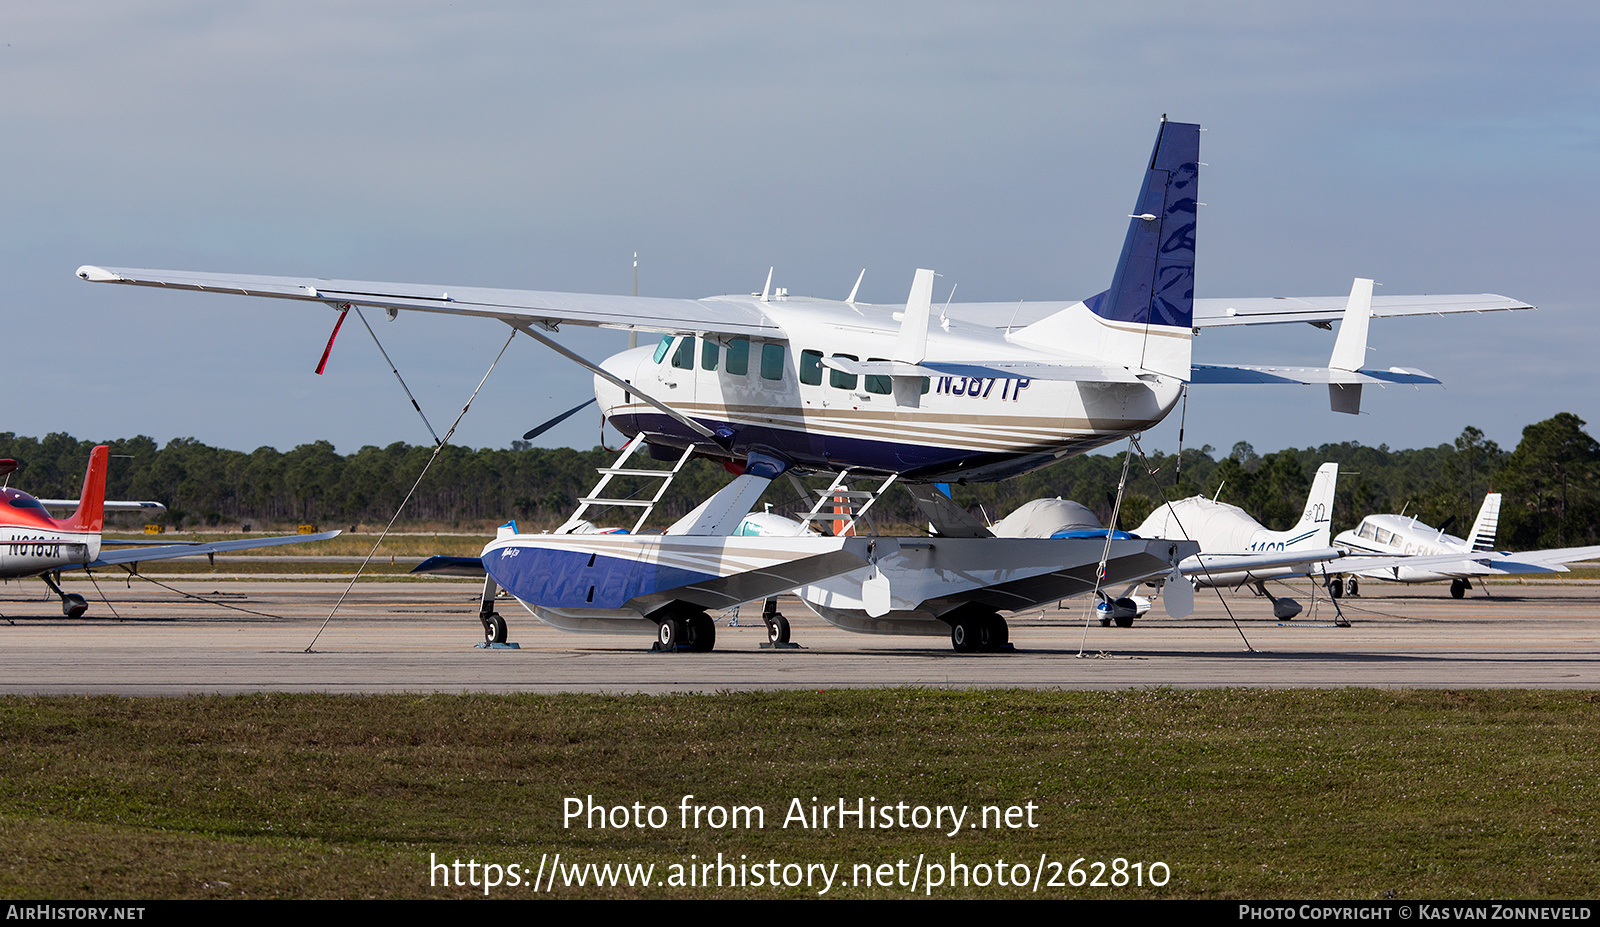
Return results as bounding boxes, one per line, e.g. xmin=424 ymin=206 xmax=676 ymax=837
xmin=483 ymin=612 xmax=507 ymax=645
xmin=61 ymin=593 xmax=88 ymax=619
xmin=658 ymin=617 xmax=683 ymax=650
xmin=1330 ymin=578 xmax=1344 ymax=599
xmin=688 ymin=613 xmax=716 ymax=653
xmin=983 ymin=614 xmax=1009 ymax=651
xmin=1450 ymin=579 xmax=1466 ymax=599
xmin=950 ymin=615 xmax=978 ymax=653
xmin=765 ymin=612 xmax=791 ymax=644
xmin=1347 ymin=577 xmax=1359 ymax=596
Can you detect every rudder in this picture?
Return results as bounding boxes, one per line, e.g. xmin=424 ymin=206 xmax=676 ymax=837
xmin=62 ymin=445 xmax=108 ymax=534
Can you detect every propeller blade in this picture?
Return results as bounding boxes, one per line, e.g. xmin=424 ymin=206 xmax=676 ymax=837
xmin=523 ymin=398 xmax=596 ymax=441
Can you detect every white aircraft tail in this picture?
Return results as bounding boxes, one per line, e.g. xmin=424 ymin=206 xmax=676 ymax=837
xmin=1287 ymin=462 xmax=1338 ymax=548
xmin=1467 ymin=492 xmax=1502 ymax=552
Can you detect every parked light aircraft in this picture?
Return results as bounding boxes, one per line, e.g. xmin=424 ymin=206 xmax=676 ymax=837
xmin=1131 ymin=463 xmax=1344 ymax=620
xmin=1332 ymin=493 xmax=1600 ymax=598
xmin=76 ymin=119 xmax=1530 ymax=484
xmin=78 ymin=118 xmax=1533 ymax=650
xmin=1 ymin=447 xmax=340 ymax=617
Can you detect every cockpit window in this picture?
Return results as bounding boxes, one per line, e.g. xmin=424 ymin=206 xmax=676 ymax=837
xmin=5 ymin=494 xmax=46 ymax=512
xmin=671 ymin=336 xmax=695 ymax=369
xmin=652 ymin=334 xmax=673 ymax=364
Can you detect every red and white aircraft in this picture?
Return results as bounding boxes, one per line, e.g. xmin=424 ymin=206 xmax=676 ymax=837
xmin=1 ymin=446 xmax=339 ymax=617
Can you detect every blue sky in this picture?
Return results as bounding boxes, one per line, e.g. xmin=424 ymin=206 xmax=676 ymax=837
xmin=4 ymin=2 xmax=1596 ymax=459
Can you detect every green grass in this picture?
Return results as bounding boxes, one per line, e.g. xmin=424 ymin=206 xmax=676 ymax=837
xmin=1 ymin=690 xmax=1596 ymax=899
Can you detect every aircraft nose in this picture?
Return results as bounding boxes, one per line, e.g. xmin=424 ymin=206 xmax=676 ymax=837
xmin=594 ymin=351 xmax=636 ymax=418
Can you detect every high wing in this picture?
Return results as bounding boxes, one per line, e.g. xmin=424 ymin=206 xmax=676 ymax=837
xmin=78 ymin=266 xmax=776 ymax=338
xmin=76 ymin=530 xmax=341 ymax=569
xmin=79 ymin=266 xmax=1532 ymax=338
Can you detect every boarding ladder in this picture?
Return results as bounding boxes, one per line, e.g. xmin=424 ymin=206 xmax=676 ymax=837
xmin=557 ymin=434 xmax=696 ymax=535
xmin=792 ymin=470 xmax=899 ymax=537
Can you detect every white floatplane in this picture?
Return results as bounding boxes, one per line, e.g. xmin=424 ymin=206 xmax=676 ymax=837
xmin=79 ymin=118 xmax=1530 ymax=650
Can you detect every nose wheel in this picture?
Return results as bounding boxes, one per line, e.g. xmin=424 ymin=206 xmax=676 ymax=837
xmin=41 ymin=573 xmax=89 ymax=619
xmin=762 ymin=597 xmax=791 ymax=644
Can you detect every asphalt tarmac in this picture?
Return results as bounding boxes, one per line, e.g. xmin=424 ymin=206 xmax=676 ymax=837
xmin=2 ymin=575 xmax=1596 ymax=693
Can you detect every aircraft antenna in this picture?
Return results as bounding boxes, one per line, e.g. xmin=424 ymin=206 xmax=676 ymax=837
xmin=629 ymin=253 xmax=638 ymax=350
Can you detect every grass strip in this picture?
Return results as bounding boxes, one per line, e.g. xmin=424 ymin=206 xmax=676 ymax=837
xmin=0 ymin=690 xmax=1595 ymax=899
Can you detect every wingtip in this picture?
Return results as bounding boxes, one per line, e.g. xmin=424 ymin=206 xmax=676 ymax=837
xmin=76 ymin=265 xmax=119 ymax=283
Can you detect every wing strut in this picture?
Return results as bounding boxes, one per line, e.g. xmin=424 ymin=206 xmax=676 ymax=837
xmin=509 ymin=322 xmax=717 ymax=439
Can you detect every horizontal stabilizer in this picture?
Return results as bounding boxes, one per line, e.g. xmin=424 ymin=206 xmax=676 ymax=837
xmin=1193 ymin=293 xmax=1535 ymax=327
xmin=39 ymin=499 xmax=167 ymax=513
xmin=1189 ymin=365 xmax=1439 ymax=386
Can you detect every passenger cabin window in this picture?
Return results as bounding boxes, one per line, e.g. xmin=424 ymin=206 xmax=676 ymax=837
xmin=829 ymin=354 xmax=858 ymax=390
xmin=671 ymin=336 xmax=694 ymax=369
xmin=652 ymin=334 xmax=673 ymax=364
xmin=864 ymin=357 xmax=891 ymax=395
xmin=799 ymin=350 xmax=823 ymax=386
xmin=761 ymin=343 xmax=785 ymax=381
xmin=700 ymin=338 xmax=719 ymax=371
xmin=726 ymin=339 xmax=749 ymax=376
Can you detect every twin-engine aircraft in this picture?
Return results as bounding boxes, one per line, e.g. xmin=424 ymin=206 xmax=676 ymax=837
xmin=1 ymin=447 xmax=339 ymax=618
xmin=1332 ymin=493 xmax=1600 ymax=598
xmin=77 ymin=118 xmax=1532 ymax=650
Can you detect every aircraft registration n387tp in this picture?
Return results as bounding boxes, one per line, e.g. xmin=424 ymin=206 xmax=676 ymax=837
xmin=76 ymin=118 xmax=1534 ymax=650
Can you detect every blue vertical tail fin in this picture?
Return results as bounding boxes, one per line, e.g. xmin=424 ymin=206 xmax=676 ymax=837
xmin=1093 ymin=118 xmax=1200 ymax=331
xmin=1011 ymin=118 xmax=1199 ymax=380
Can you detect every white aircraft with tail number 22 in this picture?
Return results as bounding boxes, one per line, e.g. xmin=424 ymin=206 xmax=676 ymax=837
xmin=76 ymin=118 xmax=1532 ymax=651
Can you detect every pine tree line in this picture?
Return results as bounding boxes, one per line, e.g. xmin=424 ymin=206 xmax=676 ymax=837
xmin=2 ymin=412 xmax=1594 ymax=549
